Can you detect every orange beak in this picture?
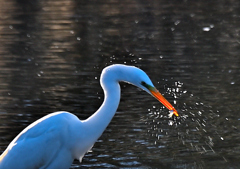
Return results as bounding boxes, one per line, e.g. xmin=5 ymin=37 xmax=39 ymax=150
xmin=150 ymin=88 xmax=179 ymax=117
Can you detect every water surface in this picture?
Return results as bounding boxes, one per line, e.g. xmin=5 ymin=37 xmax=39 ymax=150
xmin=0 ymin=0 xmax=239 ymax=168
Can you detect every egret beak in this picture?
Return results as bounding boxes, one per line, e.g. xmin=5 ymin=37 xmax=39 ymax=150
xmin=149 ymin=87 xmax=179 ymax=117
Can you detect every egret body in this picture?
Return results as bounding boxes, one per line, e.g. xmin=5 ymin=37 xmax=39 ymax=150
xmin=0 ymin=64 xmax=178 ymax=169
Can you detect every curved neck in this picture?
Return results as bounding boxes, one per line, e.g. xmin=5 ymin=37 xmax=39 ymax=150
xmin=83 ymin=81 xmax=121 ymax=141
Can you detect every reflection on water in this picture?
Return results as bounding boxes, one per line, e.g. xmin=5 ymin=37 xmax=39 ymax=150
xmin=0 ymin=0 xmax=240 ymax=168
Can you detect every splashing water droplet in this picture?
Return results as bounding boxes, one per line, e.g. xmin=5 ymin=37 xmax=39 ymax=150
xmin=203 ymin=27 xmax=210 ymax=31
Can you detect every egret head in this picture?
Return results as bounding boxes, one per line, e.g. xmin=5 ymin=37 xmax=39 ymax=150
xmin=101 ymin=64 xmax=178 ymax=117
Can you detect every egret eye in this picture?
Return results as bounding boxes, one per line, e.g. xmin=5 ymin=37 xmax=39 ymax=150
xmin=141 ymin=81 xmax=151 ymax=90
xmin=141 ymin=81 xmax=147 ymax=87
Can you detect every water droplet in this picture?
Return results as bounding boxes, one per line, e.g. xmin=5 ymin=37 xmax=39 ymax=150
xmin=168 ymin=120 xmax=173 ymax=126
xmin=203 ymin=27 xmax=210 ymax=31
xmin=210 ymin=24 xmax=214 ymax=28
xmin=174 ymin=20 xmax=180 ymax=25
xmin=190 ymin=13 xmax=195 ymax=17
xmin=176 ymin=88 xmax=179 ymax=92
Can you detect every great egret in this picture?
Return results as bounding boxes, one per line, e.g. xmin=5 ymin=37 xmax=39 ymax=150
xmin=0 ymin=64 xmax=178 ymax=169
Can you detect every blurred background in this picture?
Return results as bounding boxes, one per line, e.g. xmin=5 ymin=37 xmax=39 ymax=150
xmin=0 ymin=0 xmax=239 ymax=168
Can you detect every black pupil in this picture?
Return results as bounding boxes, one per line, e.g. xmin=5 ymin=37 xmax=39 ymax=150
xmin=141 ymin=81 xmax=147 ymax=86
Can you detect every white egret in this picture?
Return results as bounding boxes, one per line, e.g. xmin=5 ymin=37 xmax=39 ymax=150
xmin=0 ymin=64 xmax=178 ymax=169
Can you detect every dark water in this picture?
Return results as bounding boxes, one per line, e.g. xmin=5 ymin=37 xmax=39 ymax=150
xmin=0 ymin=0 xmax=240 ymax=168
